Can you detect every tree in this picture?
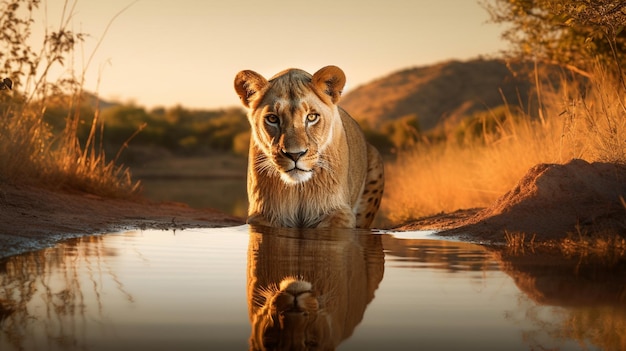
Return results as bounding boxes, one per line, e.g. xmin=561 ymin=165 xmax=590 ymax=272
xmin=483 ymin=0 xmax=626 ymax=76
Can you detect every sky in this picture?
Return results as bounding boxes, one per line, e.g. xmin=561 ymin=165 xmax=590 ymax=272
xmin=31 ymin=0 xmax=506 ymax=110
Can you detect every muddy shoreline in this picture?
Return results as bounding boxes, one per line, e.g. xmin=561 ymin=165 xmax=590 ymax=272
xmin=0 ymin=184 xmax=243 ymax=258
xmin=1 ymin=159 xmax=624 ymax=259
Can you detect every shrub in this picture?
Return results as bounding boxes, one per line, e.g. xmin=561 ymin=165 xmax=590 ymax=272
xmin=0 ymin=0 xmax=139 ymax=197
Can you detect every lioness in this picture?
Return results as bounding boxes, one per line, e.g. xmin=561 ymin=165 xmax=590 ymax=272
xmin=234 ymin=66 xmax=384 ymax=228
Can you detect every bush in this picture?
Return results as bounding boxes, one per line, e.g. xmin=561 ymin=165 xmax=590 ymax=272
xmin=484 ymin=0 xmax=626 ymax=76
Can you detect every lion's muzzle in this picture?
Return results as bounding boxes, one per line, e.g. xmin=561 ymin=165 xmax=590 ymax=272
xmin=276 ymin=148 xmax=315 ymax=184
xmin=281 ymin=148 xmax=308 ymax=162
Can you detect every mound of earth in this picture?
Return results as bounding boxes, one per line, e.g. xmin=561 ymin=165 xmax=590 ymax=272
xmin=401 ymin=159 xmax=626 ymax=242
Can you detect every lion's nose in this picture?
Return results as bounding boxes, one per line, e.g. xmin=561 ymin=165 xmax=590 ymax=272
xmin=281 ymin=149 xmax=308 ymax=161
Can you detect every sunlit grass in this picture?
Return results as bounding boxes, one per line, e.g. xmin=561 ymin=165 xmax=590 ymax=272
xmin=559 ymin=227 xmax=626 ymax=258
xmin=381 ymin=66 xmax=626 ymax=225
xmin=0 ymin=92 xmax=140 ymax=197
xmin=0 ymin=0 xmax=139 ymax=198
xmin=501 ymin=228 xmax=626 ymax=260
xmin=504 ymin=231 xmax=536 ymax=254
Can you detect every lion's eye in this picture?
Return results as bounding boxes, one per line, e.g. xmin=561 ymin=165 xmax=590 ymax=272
xmin=265 ymin=114 xmax=279 ymax=125
xmin=306 ymin=113 xmax=320 ymax=124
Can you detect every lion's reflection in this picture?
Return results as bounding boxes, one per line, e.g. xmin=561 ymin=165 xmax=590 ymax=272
xmin=247 ymin=226 xmax=384 ymax=350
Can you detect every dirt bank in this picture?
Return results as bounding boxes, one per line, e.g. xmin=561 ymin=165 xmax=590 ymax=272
xmin=1 ymin=159 xmax=624 ymax=258
xmin=0 ymin=184 xmax=244 ymax=258
xmin=400 ymin=159 xmax=626 ymax=243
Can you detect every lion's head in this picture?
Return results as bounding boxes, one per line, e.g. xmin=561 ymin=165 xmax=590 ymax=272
xmin=234 ymin=66 xmax=346 ymax=185
xmin=234 ymin=66 xmax=383 ymax=228
xmin=250 ymin=277 xmax=331 ymax=350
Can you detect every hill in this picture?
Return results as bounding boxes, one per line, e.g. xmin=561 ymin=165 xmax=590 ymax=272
xmin=340 ymin=58 xmax=533 ymax=131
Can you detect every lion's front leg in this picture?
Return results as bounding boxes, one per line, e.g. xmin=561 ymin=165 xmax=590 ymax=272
xmin=247 ymin=212 xmax=273 ymax=227
xmin=317 ymin=207 xmax=356 ymax=228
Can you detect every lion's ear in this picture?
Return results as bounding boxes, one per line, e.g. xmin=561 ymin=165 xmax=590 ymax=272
xmin=234 ymin=70 xmax=268 ymax=108
xmin=312 ymin=66 xmax=346 ymax=105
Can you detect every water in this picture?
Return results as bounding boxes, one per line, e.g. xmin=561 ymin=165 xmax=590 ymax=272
xmin=140 ymin=178 xmax=248 ymax=218
xmin=0 ymin=226 xmax=624 ymax=350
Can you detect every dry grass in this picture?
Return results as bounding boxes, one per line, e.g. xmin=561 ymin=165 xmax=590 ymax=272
xmin=502 ymin=227 xmax=626 ymax=259
xmin=381 ymin=65 xmax=626 ymax=225
xmin=0 ymin=1 xmax=139 ymax=198
xmin=497 ymin=231 xmax=613 ymax=258
xmin=504 ymin=231 xmax=536 ymax=253
xmin=0 ymin=92 xmax=140 ymax=197
xmin=559 ymin=227 xmax=626 ymax=258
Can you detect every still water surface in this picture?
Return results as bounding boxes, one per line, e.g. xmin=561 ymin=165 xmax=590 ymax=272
xmin=0 ymin=226 xmax=624 ymax=350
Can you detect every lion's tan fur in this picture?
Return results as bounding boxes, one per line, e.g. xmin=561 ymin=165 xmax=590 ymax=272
xmin=234 ymin=66 xmax=384 ymax=228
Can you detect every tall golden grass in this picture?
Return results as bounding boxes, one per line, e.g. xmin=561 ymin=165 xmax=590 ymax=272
xmin=0 ymin=0 xmax=139 ymax=197
xmin=0 ymin=88 xmax=140 ymax=197
xmin=381 ymin=65 xmax=626 ymax=225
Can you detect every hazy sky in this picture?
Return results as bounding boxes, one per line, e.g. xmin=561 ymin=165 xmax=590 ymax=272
xmin=32 ymin=0 xmax=506 ymax=109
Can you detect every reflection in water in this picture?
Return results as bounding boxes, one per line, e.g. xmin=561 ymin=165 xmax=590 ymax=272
xmin=0 ymin=227 xmax=624 ymax=350
xmin=494 ymin=250 xmax=626 ymax=351
xmin=0 ymin=236 xmax=123 ymax=350
xmin=246 ymin=226 xmax=384 ymax=350
xmin=381 ymin=234 xmax=499 ymax=273
xmin=0 ymin=229 xmax=251 ymax=351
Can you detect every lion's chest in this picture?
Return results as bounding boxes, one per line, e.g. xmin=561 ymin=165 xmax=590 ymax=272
xmin=250 ymin=168 xmax=349 ymax=228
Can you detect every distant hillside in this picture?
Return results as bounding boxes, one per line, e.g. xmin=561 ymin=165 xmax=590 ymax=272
xmin=340 ymin=59 xmax=533 ymax=131
xmin=83 ymin=92 xmax=120 ymax=110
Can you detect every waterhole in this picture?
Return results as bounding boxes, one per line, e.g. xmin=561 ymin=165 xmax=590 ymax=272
xmin=0 ymin=225 xmax=622 ymax=350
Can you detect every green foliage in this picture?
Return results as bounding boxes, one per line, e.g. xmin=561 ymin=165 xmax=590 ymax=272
xmin=362 ymin=127 xmax=395 ymax=155
xmin=483 ymin=0 xmax=626 ymax=75
xmin=42 ymin=97 xmax=434 ymax=159
xmin=360 ymin=114 xmax=422 ymax=153
xmin=453 ymin=105 xmax=521 ymax=144
xmin=42 ymin=101 xmax=250 ymax=159
xmin=382 ymin=114 xmax=421 ymax=150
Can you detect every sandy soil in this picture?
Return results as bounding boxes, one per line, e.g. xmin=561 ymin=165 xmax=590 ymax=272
xmin=1 ymin=159 xmax=624 ymax=258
